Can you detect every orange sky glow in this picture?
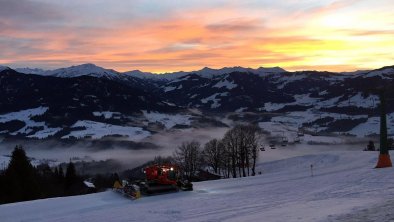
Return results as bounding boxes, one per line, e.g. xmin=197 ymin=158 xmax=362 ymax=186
xmin=0 ymin=0 xmax=393 ymax=73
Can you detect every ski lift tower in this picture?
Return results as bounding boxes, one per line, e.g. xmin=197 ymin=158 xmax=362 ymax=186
xmin=375 ymin=89 xmax=392 ymax=168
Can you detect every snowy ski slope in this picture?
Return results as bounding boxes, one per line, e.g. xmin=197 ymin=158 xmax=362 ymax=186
xmin=1 ymin=150 xmax=393 ymax=222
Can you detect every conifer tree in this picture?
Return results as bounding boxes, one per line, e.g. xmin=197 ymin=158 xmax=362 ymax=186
xmin=54 ymin=167 xmax=59 ymax=177
xmin=65 ymin=161 xmax=77 ymax=190
xmin=57 ymin=166 xmax=65 ymax=185
xmin=3 ymin=145 xmax=41 ymax=203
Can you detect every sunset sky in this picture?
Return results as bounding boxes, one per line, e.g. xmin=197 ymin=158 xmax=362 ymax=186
xmin=0 ymin=0 xmax=393 ymax=73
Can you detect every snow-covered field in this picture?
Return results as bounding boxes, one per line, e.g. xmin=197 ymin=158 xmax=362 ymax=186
xmin=0 ymin=107 xmax=62 ymax=138
xmin=142 ymin=111 xmax=192 ymax=129
xmin=61 ymin=120 xmax=151 ymax=141
xmin=0 ymin=105 xmax=391 ymax=140
xmin=1 ymin=148 xmax=393 ymax=222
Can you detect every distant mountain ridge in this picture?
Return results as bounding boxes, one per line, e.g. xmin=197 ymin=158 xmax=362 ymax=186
xmin=10 ymin=63 xmax=393 ymax=81
xmin=11 ymin=63 xmax=286 ymax=80
xmin=15 ymin=63 xmax=119 ymax=79
xmin=0 ymin=64 xmax=393 ymax=140
xmin=124 ymin=66 xmax=287 ymax=80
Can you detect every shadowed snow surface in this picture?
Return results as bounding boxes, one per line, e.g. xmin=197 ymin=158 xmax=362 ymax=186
xmin=1 ymin=151 xmax=393 ymax=222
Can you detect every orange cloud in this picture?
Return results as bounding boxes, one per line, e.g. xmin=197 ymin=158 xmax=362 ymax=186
xmin=1 ymin=1 xmax=393 ymax=72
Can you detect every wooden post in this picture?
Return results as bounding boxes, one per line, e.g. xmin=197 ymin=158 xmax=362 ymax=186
xmin=310 ymin=164 xmax=314 ymax=177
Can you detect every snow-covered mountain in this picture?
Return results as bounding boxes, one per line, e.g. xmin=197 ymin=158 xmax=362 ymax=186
xmin=0 ymin=65 xmax=393 ymax=140
xmin=0 ymin=65 xmax=10 ymax=72
xmin=46 ymin=63 xmax=120 ymax=79
xmin=122 ymin=70 xmax=166 ymax=80
xmin=156 ymin=69 xmax=344 ymax=112
xmin=7 ymin=63 xmax=394 ymax=81
xmin=0 ymin=68 xmax=204 ymax=141
xmin=14 ymin=64 xmax=120 ymax=79
xmin=14 ymin=67 xmax=49 ymax=75
xmin=359 ymin=66 xmax=394 ymax=79
xmin=123 ymin=66 xmax=286 ymax=80
xmin=10 ymin=64 xmax=286 ymax=80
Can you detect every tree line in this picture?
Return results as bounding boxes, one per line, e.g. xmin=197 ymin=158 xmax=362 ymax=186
xmin=172 ymin=124 xmax=261 ymax=180
xmin=0 ymin=145 xmax=114 ymax=204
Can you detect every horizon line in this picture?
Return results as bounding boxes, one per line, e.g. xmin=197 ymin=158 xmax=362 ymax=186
xmin=3 ymin=63 xmax=393 ymax=75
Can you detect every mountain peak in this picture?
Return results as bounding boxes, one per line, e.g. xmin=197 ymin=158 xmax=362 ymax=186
xmin=75 ymin=63 xmax=101 ymax=69
xmin=256 ymin=66 xmax=287 ymax=73
xmin=47 ymin=63 xmax=119 ymax=78
xmin=201 ymin=67 xmax=213 ymax=71
xmin=123 ymin=66 xmax=288 ymax=80
xmin=0 ymin=65 xmax=10 ymax=72
xmin=15 ymin=67 xmax=49 ymax=75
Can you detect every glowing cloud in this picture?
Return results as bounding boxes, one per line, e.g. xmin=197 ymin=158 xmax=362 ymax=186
xmin=0 ymin=0 xmax=393 ymax=72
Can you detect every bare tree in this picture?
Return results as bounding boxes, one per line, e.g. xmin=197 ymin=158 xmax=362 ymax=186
xmin=223 ymin=126 xmax=241 ymax=178
xmin=202 ymin=139 xmax=224 ymax=174
xmin=242 ymin=124 xmax=260 ymax=176
xmin=222 ymin=124 xmax=261 ymax=178
xmin=173 ymin=141 xmax=202 ymax=180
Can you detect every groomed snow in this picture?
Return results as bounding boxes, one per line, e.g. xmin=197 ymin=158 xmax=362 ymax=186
xmin=1 ymin=150 xmax=393 ymax=222
xmin=61 ymin=120 xmax=151 ymax=141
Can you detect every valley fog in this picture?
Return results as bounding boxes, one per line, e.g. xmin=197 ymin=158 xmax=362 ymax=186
xmin=0 ymin=127 xmax=229 ymax=172
xmin=0 ymin=126 xmax=372 ymax=174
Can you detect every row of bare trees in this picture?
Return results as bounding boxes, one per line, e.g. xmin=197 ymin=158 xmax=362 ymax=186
xmin=173 ymin=124 xmax=261 ymax=180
